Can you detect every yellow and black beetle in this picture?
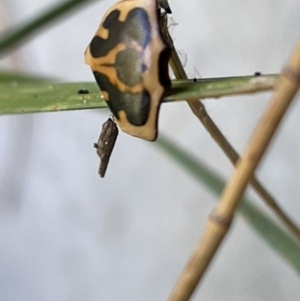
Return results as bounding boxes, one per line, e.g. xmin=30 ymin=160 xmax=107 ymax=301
xmin=85 ymin=0 xmax=171 ymax=141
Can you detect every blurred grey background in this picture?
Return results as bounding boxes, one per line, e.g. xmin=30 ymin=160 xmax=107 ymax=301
xmin=0 ymin=0 xmax=300 ymax=300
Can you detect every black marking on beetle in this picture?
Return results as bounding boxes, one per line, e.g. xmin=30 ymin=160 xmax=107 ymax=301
xmin=90 ymin=8 xmax=151 ymax=59
xmin=102 ymin=9 xmax=120 ymax=30
xmin=93 ymin=71 xmax=150 ymax=126
xmin=93 ymin=71 xmax=112 ymax=100
xmin=158 ymin=46 xmax=171 ymax=89
xmin=90 ymin=36 xmax=107 ymax=58
xmin=78 ymin=89 xmax=90 ymax=94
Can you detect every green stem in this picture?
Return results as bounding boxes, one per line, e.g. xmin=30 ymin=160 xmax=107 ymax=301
xmin=0 ymin=74 xmax=278 ymax=115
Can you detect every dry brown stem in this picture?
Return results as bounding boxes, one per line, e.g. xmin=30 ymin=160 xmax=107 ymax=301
xmin=160 ymin=15 xmax=300 ymax=241
xmin=167 ymin=40 xmax=300 ymax=301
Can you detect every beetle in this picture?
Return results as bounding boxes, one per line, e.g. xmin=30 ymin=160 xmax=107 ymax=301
xmin=85 ymin=0 xmax=171 ymax=141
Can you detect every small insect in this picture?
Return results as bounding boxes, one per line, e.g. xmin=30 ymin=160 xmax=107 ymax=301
xmin=77 ymin=89 xmax=90 ymax=94
xmin=85 ymin=0 xmax=171 ymax=141
xmin=94 ymin=118 xmax=119 ymax=177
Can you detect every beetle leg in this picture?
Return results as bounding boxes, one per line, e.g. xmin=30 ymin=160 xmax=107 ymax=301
xmin=158 ymin=0 xmax=172 ymax=14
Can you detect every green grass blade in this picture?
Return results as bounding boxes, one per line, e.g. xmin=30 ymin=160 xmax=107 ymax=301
xmin=0 ymin=82 xmax=104 ymax=114
xmin=0 ymin=0 xmax=97 ymax=56
xmin=168 ymin=74 xmax=277 ymax=100
xmin=156 ymin=135 xmax=300 ymax=275
xmin=0 ymin=74 xmax=277 ymax=115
